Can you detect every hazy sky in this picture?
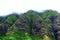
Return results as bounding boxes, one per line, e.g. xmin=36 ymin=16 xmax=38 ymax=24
xmin=0 ymin=0 xmax=60 ymax=16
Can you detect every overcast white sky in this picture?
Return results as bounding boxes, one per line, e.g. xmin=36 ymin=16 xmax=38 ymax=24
xmin=0 ymin=0 xmax=60 ymax=16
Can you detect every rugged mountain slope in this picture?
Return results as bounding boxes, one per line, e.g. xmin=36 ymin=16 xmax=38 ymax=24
xmin=0 ymin=10 xmax=60 ymax=40
xmin=9 ymin=10 xmax=57 ymax=36
xmin=0 ymin=13 xmax=19 ymax=36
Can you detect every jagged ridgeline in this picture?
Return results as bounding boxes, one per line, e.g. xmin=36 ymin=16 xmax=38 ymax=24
xmin=0 ymin=10 xmax=60 ymax=40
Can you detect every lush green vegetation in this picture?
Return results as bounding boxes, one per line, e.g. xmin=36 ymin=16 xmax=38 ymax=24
xmin=0 ymin=10 xmax=59 ymax=40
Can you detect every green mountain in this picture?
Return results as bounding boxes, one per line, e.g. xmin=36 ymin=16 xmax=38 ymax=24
xmin=0 ymin=10 xmax=60 ymax=40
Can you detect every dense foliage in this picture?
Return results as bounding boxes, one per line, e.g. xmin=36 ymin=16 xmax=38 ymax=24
xmin=0 ymin=10 xmax=59 ymax=40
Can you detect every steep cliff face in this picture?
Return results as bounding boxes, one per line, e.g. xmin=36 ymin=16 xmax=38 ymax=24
xmin=56 ymin=14 xmax=60 ymax=33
